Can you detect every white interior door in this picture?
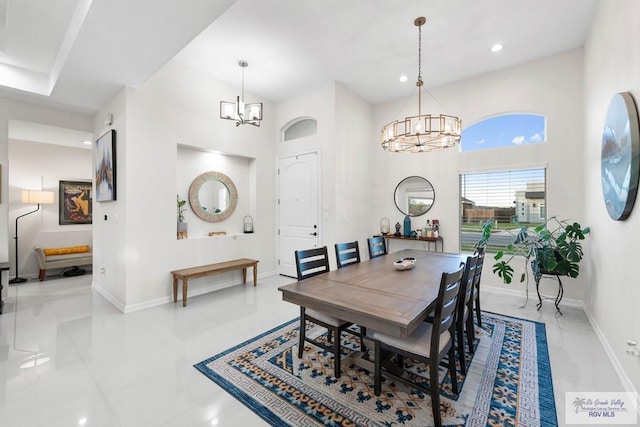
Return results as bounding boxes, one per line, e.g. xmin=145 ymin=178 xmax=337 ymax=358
xmin=278 ymin=151 xmax=320 ymax=277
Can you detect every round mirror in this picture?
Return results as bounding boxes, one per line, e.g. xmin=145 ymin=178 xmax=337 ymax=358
xmin=188 ymin=171 xmax=238 ymax=222
xmin=394 ymin=176 xmax=435 ymax=217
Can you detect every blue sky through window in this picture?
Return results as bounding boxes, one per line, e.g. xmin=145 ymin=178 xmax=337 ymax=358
xmin=461 ymin=113 xmax=546 ymax=152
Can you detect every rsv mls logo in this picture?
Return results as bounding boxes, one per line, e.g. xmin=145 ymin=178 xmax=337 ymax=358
xmin=567 ymin=392 xmax=638 ymax=424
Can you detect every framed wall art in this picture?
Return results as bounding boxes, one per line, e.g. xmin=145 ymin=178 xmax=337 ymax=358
xmin=94 ymin=129 xmax=117 ymax=202
xmin=59 ymin=180 xmax=92 ymax=225
xmin=601 ymin=92 xmax=640 ymax=221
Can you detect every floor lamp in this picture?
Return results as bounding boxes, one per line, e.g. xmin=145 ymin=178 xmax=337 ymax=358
xmin=10 ymin=190 xmax=54 ymax=284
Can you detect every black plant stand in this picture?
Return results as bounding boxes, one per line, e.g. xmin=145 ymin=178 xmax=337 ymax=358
xmin=535 ymin=271 xmax=565 ymax=315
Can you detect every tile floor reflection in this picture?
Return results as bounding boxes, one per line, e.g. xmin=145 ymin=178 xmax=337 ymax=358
xmin=0 ymin=273 xmax=628 ymax=426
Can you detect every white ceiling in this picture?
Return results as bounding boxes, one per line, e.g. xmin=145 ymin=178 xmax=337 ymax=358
xmin=0 ymin=0 xmax=596 ymax=114
xmin=8 ymin=120 xmax=93 ymax=149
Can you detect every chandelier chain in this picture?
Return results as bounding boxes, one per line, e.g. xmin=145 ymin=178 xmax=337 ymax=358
xmin=417 ymin=21 xmax=422 ymax=84
xmin=241 ymin=66 xmax=245 ymax=102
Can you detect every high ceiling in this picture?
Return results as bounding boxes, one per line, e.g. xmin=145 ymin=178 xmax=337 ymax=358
xmin=0 ymin=0 xmax=596 ymax=114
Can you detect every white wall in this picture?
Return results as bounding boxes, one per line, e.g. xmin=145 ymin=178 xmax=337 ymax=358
xmin=334 ymin=83 xmax=374 ymax=260
xmin=583 ymin=0 xmax=640 ymax=395
xmin=8 ymin=139 xmax=92 ymax=278
xmin=275 ymin=82 xmax=373 ymax=269
xmin=0 ymin=98 xmax=93 ymax=301
xmin=372 ymin=49 xmax=586 ymax=301
xmin=91 ymin=60 xmax=276 ymax=311
xmin=275 ymin=83 xmax=336 ymax=265
xmin=91 ymin=92 xmax=127 ymax=307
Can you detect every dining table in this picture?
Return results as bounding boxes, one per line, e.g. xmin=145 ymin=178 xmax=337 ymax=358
xmin=278 ymin=249 xmax=467 ymax=339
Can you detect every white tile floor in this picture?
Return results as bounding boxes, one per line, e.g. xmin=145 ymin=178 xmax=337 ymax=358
xmin=0 ymin=272 xmax=629 ymax=426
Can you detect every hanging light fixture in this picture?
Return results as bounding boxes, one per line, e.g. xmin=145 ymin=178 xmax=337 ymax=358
xmin=220 ymin=60 xmax=263 ymax=127
xmin=381 ymin=17 xmax=462 ymax=152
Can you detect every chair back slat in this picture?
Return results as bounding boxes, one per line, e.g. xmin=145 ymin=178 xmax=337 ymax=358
xmin=461 ymin=255 xmax=478 ymax=307
xmin=431 ymin=263 xmax=465 ymax=352
xmin=335 ymin=241 xmax=361 ymax=269
xmin=367 ymin=236 xmax=387 ymax=259
xmin=295 ymin=247 xmax=330 ymax=280
xmin=473 ymin=247 xmax=485 ymax=288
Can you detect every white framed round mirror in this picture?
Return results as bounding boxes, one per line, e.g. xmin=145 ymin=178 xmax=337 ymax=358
xmin=394 ymin=176 xmax=435 ymax=216
xmin=188 ymin=171 xmax=238 ymax=222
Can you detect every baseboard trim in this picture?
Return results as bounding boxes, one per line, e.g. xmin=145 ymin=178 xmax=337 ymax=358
xmin=92 ymin=280 xmax=125 ymax=313
xmin=583 ymin=305 xmax=638 ymax=400
xmin=484 ymin=284 xmax=637 ymax=401
xmin=117 ymin=270 xmax=278 ymax=313
xmin=480 ymin=284 xmax=584 ymax=308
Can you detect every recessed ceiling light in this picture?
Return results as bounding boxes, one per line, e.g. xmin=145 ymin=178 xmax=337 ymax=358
xmin=491 ymin=44 xmax=503 ymax=53
xmin=82 ymin=140 xmax=92 ymax=145
xmin=399 ymin=75 xmax=408 ymax=82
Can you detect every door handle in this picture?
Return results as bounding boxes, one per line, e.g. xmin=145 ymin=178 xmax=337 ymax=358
xmin=310 ymin=232 xmax=318 ymax=236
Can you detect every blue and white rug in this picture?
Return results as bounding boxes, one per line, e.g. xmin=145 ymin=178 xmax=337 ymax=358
xmin=194 ymin=312 xmax=557 ymax=426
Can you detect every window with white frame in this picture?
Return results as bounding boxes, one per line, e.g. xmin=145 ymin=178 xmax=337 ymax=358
xmin=460 ymin=168 xmax=546 ymax=252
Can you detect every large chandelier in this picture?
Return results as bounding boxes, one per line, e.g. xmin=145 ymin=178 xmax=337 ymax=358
xmin=220 ymin=60 xmax=263 ymax=127
xmin=381 ymin=17 xmax=461 ymax=152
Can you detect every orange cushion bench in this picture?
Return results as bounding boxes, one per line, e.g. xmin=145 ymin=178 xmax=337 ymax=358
xmin=34 ymin=246 xmax=93 ymax=281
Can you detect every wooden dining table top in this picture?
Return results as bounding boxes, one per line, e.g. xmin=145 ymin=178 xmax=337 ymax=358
xmin=278 ymin=249 xmax=467 ymax=338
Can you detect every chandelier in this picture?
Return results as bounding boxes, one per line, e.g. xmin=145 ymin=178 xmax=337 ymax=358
xmin=220 ymin=60 xmax=263 ymax=127
xmin=381 ymin=17 xmax=461 ymax=152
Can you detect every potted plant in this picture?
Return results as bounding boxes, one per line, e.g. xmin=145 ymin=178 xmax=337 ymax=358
xmin=476 ymin=216 xmax=590 ymax=286
xmin=177 ymin=194 xmax=188 ymax=239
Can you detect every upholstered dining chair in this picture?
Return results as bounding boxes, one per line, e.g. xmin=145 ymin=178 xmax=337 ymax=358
xmin=334 ymin=241 xmax=361 ymax=269
xmin=472 ymin=247 xmax=485 ymax=327
xmin=455 ymin=254 xmax=478 ymax=376
xmin=295 ymin=246 xmax=355 ymax=378
xmin=368 ymin=263 xmax=464 ymax=427
xmin=367 ymin=236 xmax=387 ymax=259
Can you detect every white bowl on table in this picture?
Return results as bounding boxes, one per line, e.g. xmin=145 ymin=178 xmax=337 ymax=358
xmin=394 ymin=257 xmax=416 ymax=271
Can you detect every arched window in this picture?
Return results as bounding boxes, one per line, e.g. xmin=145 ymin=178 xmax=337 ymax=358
xmin=461 ymin=113 xmax=546 ymax=152
xmin=282 ymin=118 xmax=318 ymax=142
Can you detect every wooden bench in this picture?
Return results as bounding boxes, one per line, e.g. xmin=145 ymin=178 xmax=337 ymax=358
xmin=171 ymin=258 xmax=258 ymax=306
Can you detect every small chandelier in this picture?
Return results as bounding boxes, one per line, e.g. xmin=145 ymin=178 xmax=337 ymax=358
xmin=220 ymin=60 xmax=263 ymax=127
xmin=381 ymin=17 xmax=462 ymax=152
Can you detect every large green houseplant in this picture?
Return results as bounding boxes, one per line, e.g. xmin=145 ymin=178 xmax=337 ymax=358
xmin=476 ymin=216 xmax=590 ymax=285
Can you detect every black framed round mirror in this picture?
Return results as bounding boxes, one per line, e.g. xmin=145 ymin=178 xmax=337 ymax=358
xmin=394 ymin=176 xmax=435 ymax=216
xmin=188 ymin=171 xmax=238 ymax=222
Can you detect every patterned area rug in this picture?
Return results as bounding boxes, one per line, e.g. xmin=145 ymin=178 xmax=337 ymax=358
xmin=194 ymin=312 xmax=557 ymax=426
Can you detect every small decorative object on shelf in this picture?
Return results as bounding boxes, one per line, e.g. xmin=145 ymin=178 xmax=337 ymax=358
xmin=403 ymin=215 xmax=411 ymax=237
xmin=432 ymin=219 xmax=439 ymax=238
xmin=177 ymin=194 xmax=188 ymax=240
xmin=243 ymin=215 xmax=254 ymax=233
xmin=394 ymin=222 xmax=401 ymax=236
xmin=208 ymin=231 xmax=227 ymax=236
xmin=380 ymin=217 xmax=390 ymax=235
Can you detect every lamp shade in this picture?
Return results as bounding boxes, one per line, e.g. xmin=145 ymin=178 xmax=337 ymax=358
xmin=21 ymin=190 xmax=54 ymax=204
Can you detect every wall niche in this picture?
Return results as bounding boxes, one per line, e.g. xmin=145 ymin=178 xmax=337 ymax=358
xmin=177 ymin=144 xmax=255 ymax=238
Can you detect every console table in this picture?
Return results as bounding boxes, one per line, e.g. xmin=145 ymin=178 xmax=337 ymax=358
xmin=0 ymin=262 xmax=10 ymax=314
xmin=379 ymin=234 xmax=444 ymax=252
